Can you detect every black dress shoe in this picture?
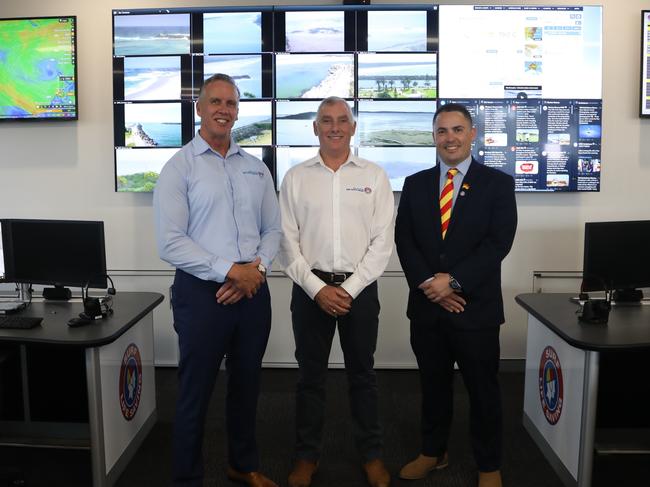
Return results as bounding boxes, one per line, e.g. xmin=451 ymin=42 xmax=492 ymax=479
xmin=226 ymin=466 xmax=279 ymax=487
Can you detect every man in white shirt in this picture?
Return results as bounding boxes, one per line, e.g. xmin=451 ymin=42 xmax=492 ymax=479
xmin=278 ymin=97 xmax=394 ymax=487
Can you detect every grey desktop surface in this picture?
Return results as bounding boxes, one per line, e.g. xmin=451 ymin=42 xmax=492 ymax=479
xmin=0 ymin=292 xmax=163 ymax=347
xmin=515 ymin=293 xmax=650 ymax=351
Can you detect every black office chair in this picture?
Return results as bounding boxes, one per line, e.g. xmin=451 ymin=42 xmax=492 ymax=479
xmin=0 ymin=349 xmax=26 ymax=487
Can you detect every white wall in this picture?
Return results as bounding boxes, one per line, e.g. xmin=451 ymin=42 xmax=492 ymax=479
xmin=1 ymin=0 xmax=648 ymax=365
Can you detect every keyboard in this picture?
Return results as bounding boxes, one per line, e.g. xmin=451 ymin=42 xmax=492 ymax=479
xmin=0 ymin=315 xmax=43 ymax=329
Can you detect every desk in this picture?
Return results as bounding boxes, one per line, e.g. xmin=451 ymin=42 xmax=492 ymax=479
xmin=0 ymin=292 xmax=163 ymax=487
xmin=515 ymin=293 xmax=650 ymax=487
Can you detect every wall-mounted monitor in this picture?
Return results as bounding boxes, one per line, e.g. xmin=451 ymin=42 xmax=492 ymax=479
xmin=0 ymin=16 xmax=78 ymax=121
xmin=439 ymin=5 xmax=602 ymax=192
xmin=0 ymin=222 xmax=5 ymax=281
xmin=112 ymin=5 xmax=438 ymax=193
xmin=641 ymin=11 xmax=650 ymax=117
xmin=439 ymin=6 xmax=602 ymax=100
xmin=111 ymin=5 xmax=601 ymax=193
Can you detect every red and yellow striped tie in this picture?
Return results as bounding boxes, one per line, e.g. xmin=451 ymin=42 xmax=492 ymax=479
xmin=440 ymin=168 xmax=458 ymax=239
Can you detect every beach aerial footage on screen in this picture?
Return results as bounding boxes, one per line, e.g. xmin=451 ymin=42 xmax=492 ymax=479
xmin=0 ymin=17 xmax=77 ymax=119
xmin=113 ymin=13 xmax=190 ymax=56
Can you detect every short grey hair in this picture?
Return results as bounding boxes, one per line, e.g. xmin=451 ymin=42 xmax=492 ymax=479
xmin=315 ymin=96 xmax=355 ymax=123
xmin=198 ymin=73 xmax=240 ymax=101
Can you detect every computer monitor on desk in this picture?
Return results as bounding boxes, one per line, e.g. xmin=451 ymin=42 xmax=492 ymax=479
xmin=0 ymin=219 xmax=107 ymax=300
xmin=582 ymin=220 xmax=650 ymax=303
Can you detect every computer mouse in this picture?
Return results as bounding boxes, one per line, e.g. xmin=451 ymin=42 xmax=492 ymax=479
xmin=68 ymin=317 xmax=91 ymax=327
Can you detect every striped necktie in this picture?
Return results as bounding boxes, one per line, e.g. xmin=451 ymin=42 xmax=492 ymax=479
xmin=440 ymin=168 xmax=459 ymax=239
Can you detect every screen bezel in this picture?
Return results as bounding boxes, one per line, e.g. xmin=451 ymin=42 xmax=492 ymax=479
xmin=0 ymin=15 xmax=79 ymax=122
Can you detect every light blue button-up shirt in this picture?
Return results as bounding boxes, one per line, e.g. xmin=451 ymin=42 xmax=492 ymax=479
xmin=153 ymin=134 xmax=282 ymax=282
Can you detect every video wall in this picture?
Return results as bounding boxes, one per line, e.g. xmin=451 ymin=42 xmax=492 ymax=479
xmin=112 ymin=4 xmax=602 ymax=193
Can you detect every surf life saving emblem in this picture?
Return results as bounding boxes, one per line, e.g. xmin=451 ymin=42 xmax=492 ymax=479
xmin=538 ymin=345 xmax=564 ymax=425
xmin=119 ymin=343 xmax=142 ymax=421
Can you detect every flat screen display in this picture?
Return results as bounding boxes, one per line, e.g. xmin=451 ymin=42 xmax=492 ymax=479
xmin=0 ymin=219 xmax=107 ymax=289
xmin=438 ymin=5 xmax=602 ymax=192
xmin=439 ymin=6 xmax=602 ymax=100
xmin=112 ymin=5 xmax=602 ymax=193
xmin=0 ymin=16 xmax=78 ymax=121
xmin=640 ymin=11 xmax=650 ymax=117
xmin=582 ymin=221 xmax=650 ymax=294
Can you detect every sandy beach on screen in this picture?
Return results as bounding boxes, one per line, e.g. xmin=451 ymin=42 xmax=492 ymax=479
xmin=301 ymin=64 xmax=353 ymax=98
xmin=127 ymin=73 xmax=181 ymax=100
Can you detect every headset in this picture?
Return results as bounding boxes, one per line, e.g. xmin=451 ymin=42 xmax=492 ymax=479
xmin=75 ymin=274 xmax=116 ymax=323
xmin=577 ymin=273 xmax=611 ymax=324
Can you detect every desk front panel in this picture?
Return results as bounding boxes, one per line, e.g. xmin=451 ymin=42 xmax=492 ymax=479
xmin=524 ymin=315 xmax=588 ymax=481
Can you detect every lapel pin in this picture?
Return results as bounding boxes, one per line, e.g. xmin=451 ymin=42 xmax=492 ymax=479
xmin=460 ymin=191 xmax=466 ymax=196
xmin=462 ymin=182 xmax=470 ymax=190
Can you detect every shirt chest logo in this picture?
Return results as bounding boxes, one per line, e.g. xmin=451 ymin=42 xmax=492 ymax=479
xmin=242 ymin=170 xmax=264 ymax=178
xmin=346 ymin=186 xmax=372 ymax=194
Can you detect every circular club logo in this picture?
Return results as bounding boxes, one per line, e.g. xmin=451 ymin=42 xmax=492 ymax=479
xmin=119 ymin=343 xmax=142 ymax=421
xmin=538 ymin=346 xmax=564 ymax=425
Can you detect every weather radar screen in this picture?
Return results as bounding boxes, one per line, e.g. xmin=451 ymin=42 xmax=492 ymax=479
xmin=0 ymin=16 xmax=78 ymax=121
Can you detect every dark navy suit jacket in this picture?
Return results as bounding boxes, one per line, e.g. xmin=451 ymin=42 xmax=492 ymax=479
xmin=395 ymin=159 xmax=518 ymax=330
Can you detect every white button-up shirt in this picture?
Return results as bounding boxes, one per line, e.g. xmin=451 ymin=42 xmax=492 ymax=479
xmin=278 ymin=152 xmax=395 ymax=299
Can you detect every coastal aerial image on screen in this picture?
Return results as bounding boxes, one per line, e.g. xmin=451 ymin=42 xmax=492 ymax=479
xmin=204 ymin=55 xmax=263 ymax=99
xmin=285 ymin=11 xmax=344 ymax=52
xmin=232 ymin=102 xmax=272 ymax=145
xmin=116 ymin=147 xmax=179 ymax=192
xmin=367 ymin=10 xmax=427 ymax=51
xmin=124 ymin=56 xmax=181 ymax=100
xmin=358 ymin=53 xmax=437 ymax=98
xmin=113 ymin=13 xmax=190 ymax=56
xmin=124 ymin=102 xmax=182 ymax=147
xmin=276 ymin=101 xmax=320 ymax=146
xmin=0 ymin=17 xmax=77 ymax=119
xmin=358 ymin=147 xmax=436 ymax=190
xmin=276 ymin=54 xmax=353 ymax=99
xmin=203 ymin=12 xmax=261 ymax=54
xmin=358 ymin=100 xmax=436 ymax=146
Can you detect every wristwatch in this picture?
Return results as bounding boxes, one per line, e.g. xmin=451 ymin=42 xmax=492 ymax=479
xmin=257 ymin=263 xmax=267 ymax=275
xmin=449 ymin=275 xmax=462 ymax=291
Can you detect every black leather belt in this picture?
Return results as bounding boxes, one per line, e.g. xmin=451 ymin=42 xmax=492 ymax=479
xmin=312 ymin=269 xmax=352 ymax=286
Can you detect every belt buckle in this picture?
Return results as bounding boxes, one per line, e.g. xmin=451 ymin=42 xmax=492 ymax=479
xmin=331 ymin=272 xmax=347 ymax=285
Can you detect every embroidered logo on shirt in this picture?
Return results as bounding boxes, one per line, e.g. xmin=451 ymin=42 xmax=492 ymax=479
xmin=346 ymin=186 xmax=372 ymax=194
xmin=242 ymin=170 xmax=264 ymax=178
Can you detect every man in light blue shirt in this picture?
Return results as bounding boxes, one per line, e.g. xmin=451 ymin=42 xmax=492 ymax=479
xmin=154 ymin=73 xmax=281 ymax=487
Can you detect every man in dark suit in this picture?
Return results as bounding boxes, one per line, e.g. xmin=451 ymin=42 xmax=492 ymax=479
xmin=395 ymin=103 xmax=517 ymax=487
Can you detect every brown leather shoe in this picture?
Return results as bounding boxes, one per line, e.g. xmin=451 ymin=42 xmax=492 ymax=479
xmin=363 ymin=458 xmax=390 ymax=487
xmin=226 ymin=467 xmax=279 ymax=487
xmin=478 ymin=470 xmax=502 ymax=487
xmin=287 ymin=459 xmax=318 ymax=487
xmin=398 ymin=453 xmax=449 ymax=480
